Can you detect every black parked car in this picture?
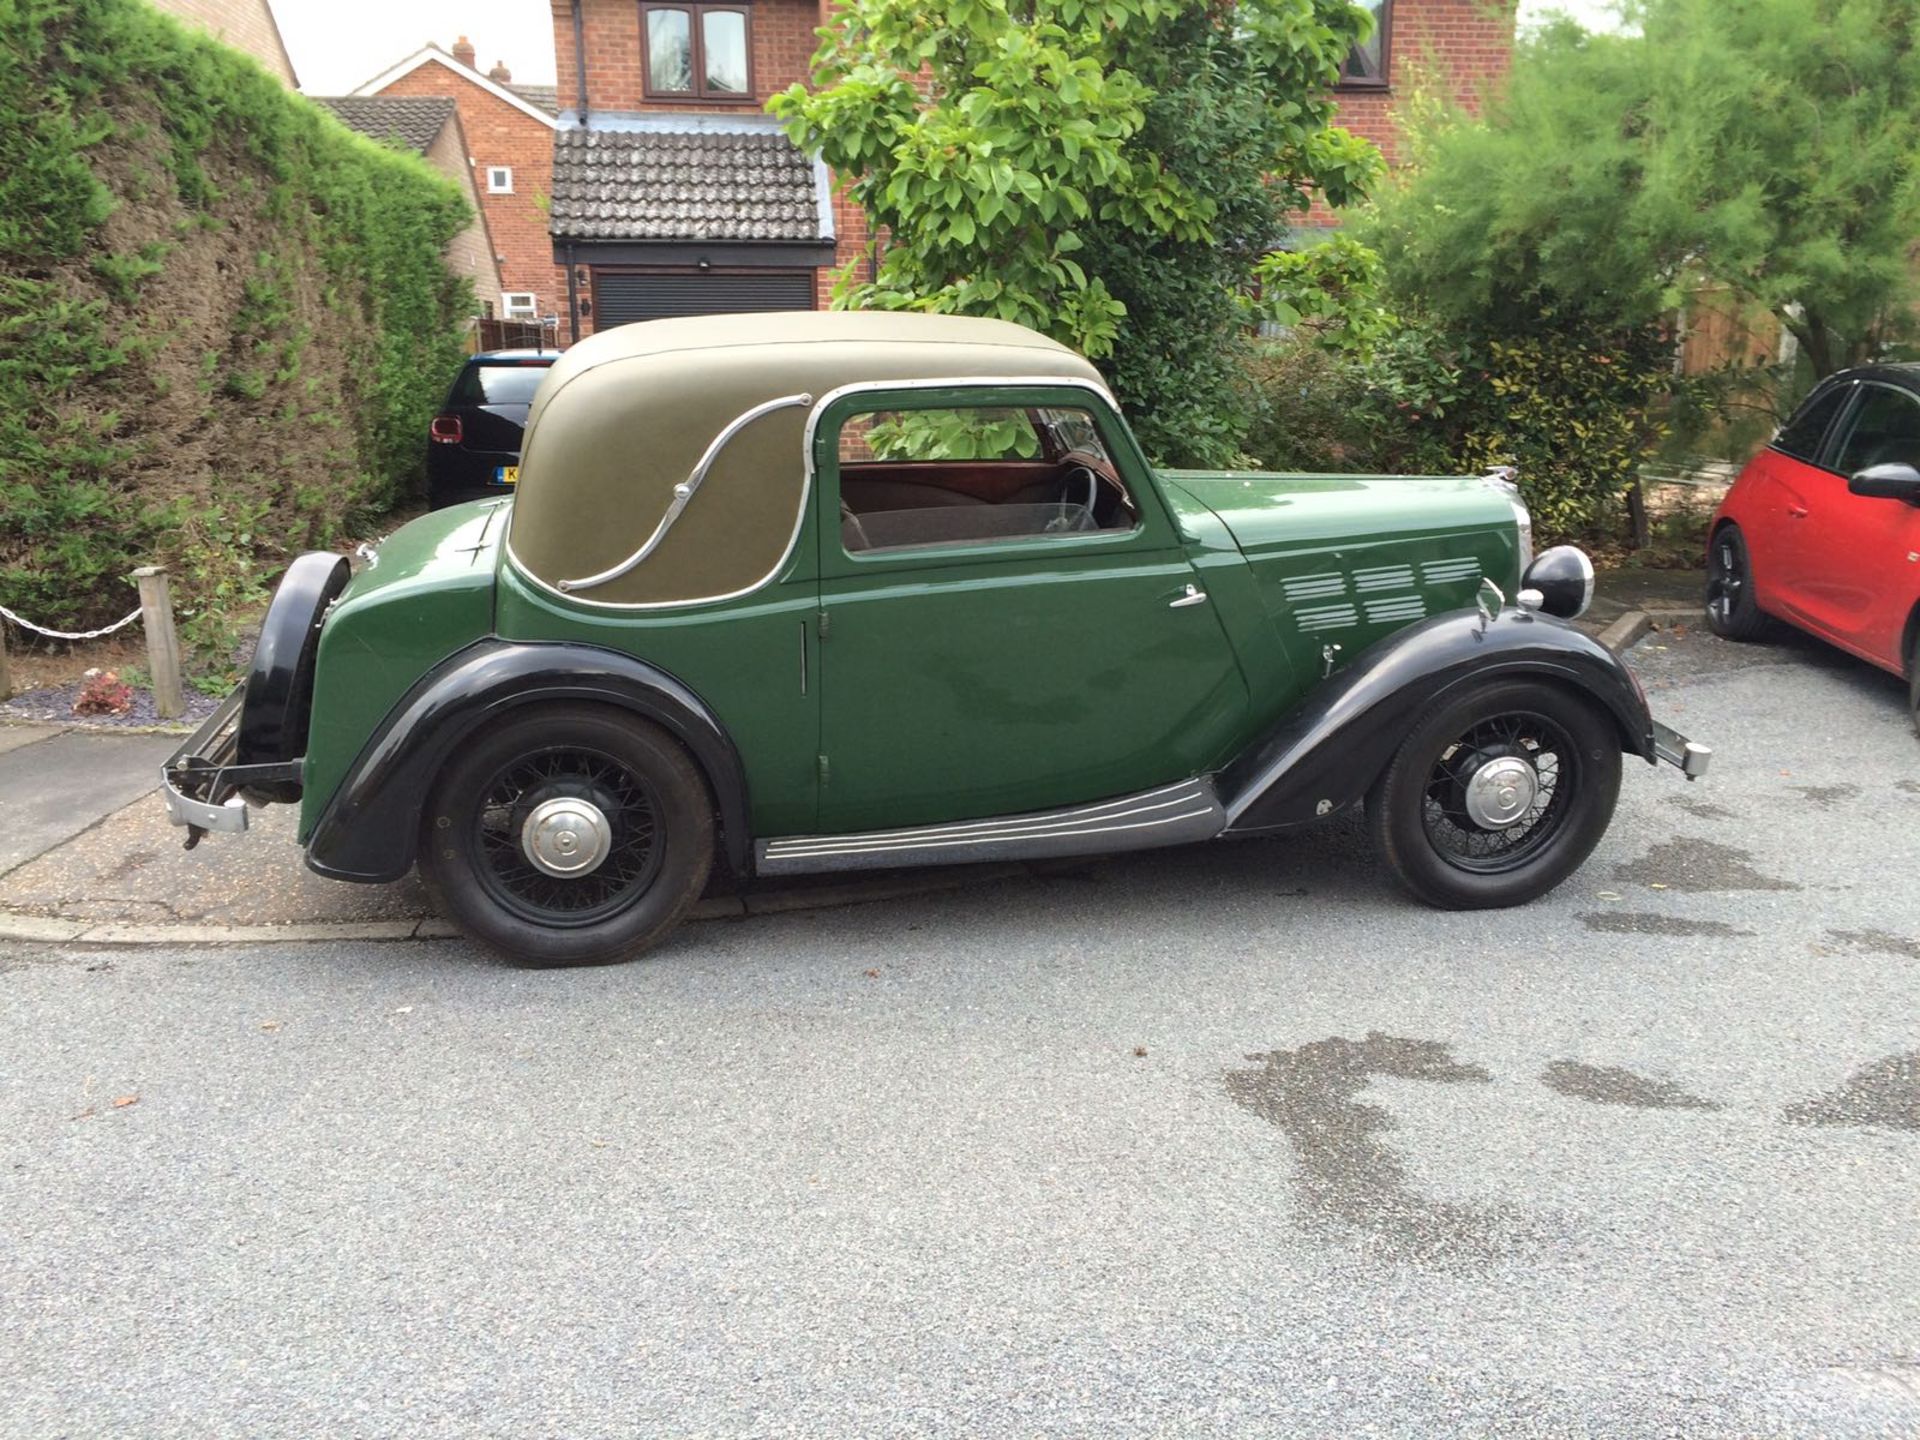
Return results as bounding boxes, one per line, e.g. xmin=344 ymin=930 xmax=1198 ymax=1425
xmin=426 ymin=350 xmax=556 ymax=509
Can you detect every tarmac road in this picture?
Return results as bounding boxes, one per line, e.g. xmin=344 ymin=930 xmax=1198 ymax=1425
xmin=2 ymin=625 xmax=1916 ymax=1438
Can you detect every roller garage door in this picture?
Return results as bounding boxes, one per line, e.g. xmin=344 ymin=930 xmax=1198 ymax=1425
xmin=592 ymin=269 xmax=815 ymax=326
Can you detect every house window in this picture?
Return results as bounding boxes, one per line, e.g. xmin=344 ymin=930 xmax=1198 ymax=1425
xmin=1340 ymin=0 xmax=1390 ymax=88
xmin=501 ymin=292 xmax=538 ymax=319
xmin=642 ymin=3 xmax=752 ymax=100
xmin=487 ymin=166 xmax=513 ymax=193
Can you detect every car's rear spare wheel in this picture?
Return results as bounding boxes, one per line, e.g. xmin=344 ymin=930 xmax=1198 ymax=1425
xmin=236 ymin=551 xmax=352 ymax=802
xmin=418 ymin=705 xmax=714 ymax=966
xmin=1367 ymin=679 xmax=1622 ymax=909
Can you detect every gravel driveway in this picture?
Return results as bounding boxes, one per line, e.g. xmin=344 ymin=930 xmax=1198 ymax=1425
xmin=2 ymin=626 xmax=1915 ymax=1438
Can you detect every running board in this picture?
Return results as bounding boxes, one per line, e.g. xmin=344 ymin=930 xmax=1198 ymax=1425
xmin=755 ymin=778 xmax=1226 ymax=875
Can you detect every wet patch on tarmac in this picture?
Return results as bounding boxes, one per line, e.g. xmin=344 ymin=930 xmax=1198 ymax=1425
xmin=1540 ymin=1060 xmax=1723 ymax=1111
xmin=1825 ymin=928 xmax=1920 ymax=961
xmin=1614 ymin=838 xmax=1801 ymax=894
xmin=1225 ymin=1033 xmax=1536 ymax=1266
xmin=1663 ymin=794 xmax=1739 ymax=822
xmin=1577 ymin=911 xmax=1754 ymax=938
xmin=1791 ymin=783 xmax=1862 ymax=810
xmin=1785 ymin=1053 xmax=1920 ymax=1132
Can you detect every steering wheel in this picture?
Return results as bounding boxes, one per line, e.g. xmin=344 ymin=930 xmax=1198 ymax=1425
xmin=840 ymin=499 xmax=871 ymax=552
xmin=1054 ymin=464 xmax=1101 ymax=529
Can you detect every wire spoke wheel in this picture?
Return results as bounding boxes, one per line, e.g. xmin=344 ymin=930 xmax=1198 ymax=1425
xmin=1419 ymin=710 xmax=1577 ymax=874
xmin=469 ymin=743 xmax=666 ymax=927
xmin=1368 ymin=678 xmax=1621 ymax=910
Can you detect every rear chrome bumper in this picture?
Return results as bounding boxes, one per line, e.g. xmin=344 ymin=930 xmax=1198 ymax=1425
xmin=1652 ymin=719 xmax=1712 ymax=780
xmin=159 ymin=685 xmax=301 ymax=847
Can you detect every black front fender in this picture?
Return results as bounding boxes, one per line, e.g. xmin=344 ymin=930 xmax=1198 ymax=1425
xmin=306 ymin=641 xmax=751 ymax=884
xmin=1219 ymin=607 xmax=1653 ymax=833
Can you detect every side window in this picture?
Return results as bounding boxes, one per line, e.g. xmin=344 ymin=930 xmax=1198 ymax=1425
xmin=1772 ymin=383 xmax=1852 ymax=465
xmin=1830 ymin=385 xmax=1920 ymax=476
xmin=836 ymin=402 xmax=1139 ymax=555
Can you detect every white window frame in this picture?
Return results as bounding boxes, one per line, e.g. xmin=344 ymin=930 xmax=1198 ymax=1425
xmin=486 ymin=165 xmax=514 ymax=194
xmin=500 ymin=291 xmax=537 ymax=320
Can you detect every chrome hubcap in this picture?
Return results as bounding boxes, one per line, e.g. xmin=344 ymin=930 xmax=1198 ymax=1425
xmin=1463 ymin=755 xmax=1539 ymax=829
xmin=521 ymin=796 xmax=613 ymax=878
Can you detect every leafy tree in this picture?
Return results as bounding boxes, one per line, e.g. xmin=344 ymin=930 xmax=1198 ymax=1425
xmin=1372 ymin=0 xmax=1920 ymax=378
xmin=771 ymin=0 xmax=1382 ymax=465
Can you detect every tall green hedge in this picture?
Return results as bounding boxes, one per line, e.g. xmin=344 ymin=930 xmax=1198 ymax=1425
xmin=0 ymin=0 xmax=471 ymax=639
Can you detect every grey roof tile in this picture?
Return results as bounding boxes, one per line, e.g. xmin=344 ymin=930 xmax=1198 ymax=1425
xmin=507 ymin=84 xmax=560 ymax=115
xmin=549 ymin=127 xmax=824 ymax=243
xmin=313 ymin=95 xmax=455 ymax=153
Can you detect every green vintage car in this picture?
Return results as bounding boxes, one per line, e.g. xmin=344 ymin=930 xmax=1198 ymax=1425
xmin=162 ymin=313 xmax=1708 ymax=965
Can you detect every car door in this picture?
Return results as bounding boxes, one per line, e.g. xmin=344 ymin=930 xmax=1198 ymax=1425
xmin=1806 ymin=380 xmax=1920 ymax=666
xmin=1751 ymin=379 xmax=1854 ymax=624
xmin=811 ymin=384 xmax=1251 ymax=834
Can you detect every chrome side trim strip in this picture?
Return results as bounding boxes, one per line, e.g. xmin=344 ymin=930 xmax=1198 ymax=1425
xmin=557 ymin=392 xmax=813 ymax=593
xmin=756 ymin=777 xmax=1225 ymax=874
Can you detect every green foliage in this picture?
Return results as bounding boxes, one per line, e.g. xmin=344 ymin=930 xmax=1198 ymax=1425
xmin=772 ymin=0 xmax=1382 ymax=466
xmin=0 ymin=0 xmax=471 ymax=637
xmin=862 ymin=408 xmax=1044 ymax=462
xmin=1249 ymin=234 xmax=1395 ymax=351
xmin=1371 ymin=0 xmax=1920 ymax=376
xmin=1244 ymin=309 xmax=1679 ymax=542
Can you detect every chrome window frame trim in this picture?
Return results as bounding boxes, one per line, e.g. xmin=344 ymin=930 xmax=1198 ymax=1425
xmin=502 ymin=373 xmax=1123 ymax=612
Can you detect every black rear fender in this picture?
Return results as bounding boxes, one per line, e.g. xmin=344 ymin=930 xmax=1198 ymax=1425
xmin=1219 ymin=607 xmax=1653 ymax=833
xmin=305 ymin=642 xmax=751 ymax=884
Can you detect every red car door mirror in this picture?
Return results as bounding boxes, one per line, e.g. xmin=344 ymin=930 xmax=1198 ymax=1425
xmin=1847 ymin=462 xmax=1920 ymax=504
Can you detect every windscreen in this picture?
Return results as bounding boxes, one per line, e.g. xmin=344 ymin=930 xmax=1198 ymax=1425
xmin=456 ymin=363 xmax=551 ymax=407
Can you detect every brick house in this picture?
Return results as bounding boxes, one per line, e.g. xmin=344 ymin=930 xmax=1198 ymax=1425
xmin=543 ymin=0 xmax=1506 ymax=341
xmin=312 ymin=96 xmax=504 ymax=310
xmin=547 ymin=0 xmax=865 ymax=341
xmin=351 ymin=39 xmax=568 ymax=332
xmin=146 ymin=0 xmax=297 ymax=86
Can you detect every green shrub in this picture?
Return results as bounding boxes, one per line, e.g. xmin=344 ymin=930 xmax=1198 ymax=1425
xmin=1245 ymin=309 xmax=1678 ymax=543
xmin=0 ymin=0 xmax=471 ymax=640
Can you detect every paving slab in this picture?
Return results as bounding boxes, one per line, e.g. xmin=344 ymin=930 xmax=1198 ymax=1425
xmin=0 ymin=724 xmax=62 ymax=757
xmin=0 ymin=731 xmax=177 ymax=877
xmin=0 ymin=789 xmax=430 ymax=926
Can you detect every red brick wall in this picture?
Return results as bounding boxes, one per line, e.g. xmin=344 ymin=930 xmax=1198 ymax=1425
xmin=1333 ymin=0 xmax=1514 ymax=166
xmin=556 ymin=0 xmax=821 ymax=114
xmin=375 ymin=61 xmax=568 ymax=330
xmin=1299 ymin=0 xmax=1514 ymax=225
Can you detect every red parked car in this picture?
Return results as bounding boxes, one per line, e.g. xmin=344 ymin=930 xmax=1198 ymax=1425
xmin=1706 ymin=363 xmax=1920 ymax=728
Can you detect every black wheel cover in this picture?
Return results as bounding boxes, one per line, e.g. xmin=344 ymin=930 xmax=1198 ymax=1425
xmin=237 ymin=551 xmax=351 ymax=800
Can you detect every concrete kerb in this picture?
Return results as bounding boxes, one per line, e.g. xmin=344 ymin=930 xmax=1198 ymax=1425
xmin=0 ymin=863 xmax=1043 ymax=947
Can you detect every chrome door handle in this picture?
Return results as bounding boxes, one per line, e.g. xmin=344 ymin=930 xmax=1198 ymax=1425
xmin=1169 ymin=584 xmax=1208 ymax=609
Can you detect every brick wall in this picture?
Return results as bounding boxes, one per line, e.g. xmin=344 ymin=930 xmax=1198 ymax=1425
xmin=147 ymin=0 xmax=296 ymax=85
xmin=555 ymin=0 xmax=821 ymax=114
xmin=424 ymin=111 xmax=504 ymax=306
xmin=374 ymin=62 xmax=568 ymax=328
xmin=1333 ymin=0 xmax=1515 ymax=167
xmin=1300 ymin=0 xmax=1514 ymax=225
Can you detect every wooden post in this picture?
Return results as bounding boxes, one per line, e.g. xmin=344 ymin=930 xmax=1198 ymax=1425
xmin=0 ymin=618 xmax=12 ymax=703
xmin=132 ymin=566 xmax=184 ymax=720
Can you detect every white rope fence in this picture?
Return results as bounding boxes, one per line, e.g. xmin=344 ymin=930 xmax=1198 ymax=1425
xmin=0 ymin=567 xmax=185 ymax=718
xmin=0 ymin=603 xmax=145 ymax=642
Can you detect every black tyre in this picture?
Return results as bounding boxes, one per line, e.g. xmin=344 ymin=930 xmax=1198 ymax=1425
xmin=1908 ymin=631 xmax=1919 ymax=737
xmin=418 ymin=705 xmax=714 ymax=966
xmin=1367 ymin=680 xmax=1623 ymax=910
xmin=1704 ymin=524 xmax=1773 ymax=642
